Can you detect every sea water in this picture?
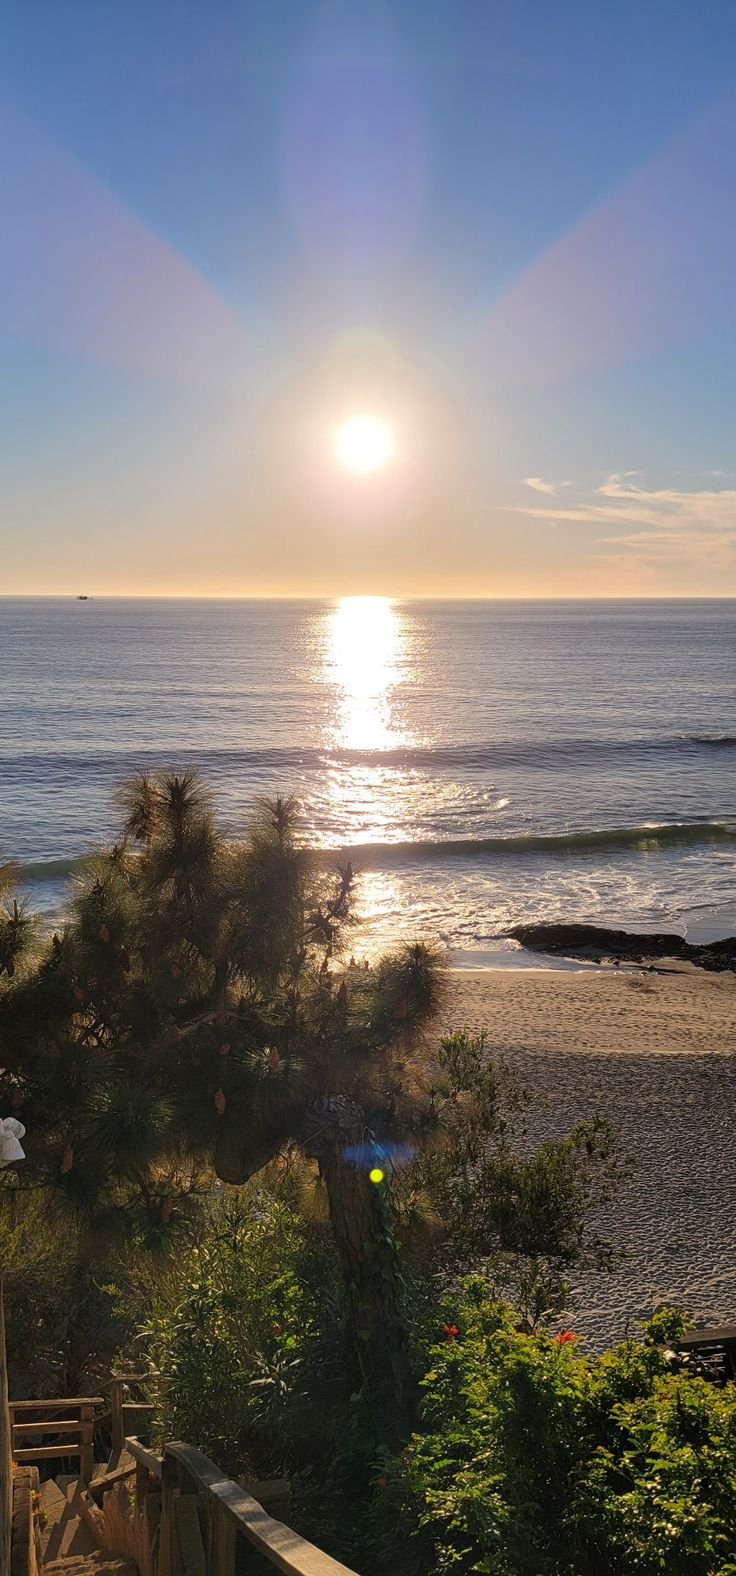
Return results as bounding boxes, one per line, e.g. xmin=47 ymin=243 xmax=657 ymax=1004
xmin=1 ymin=597 xmax=734 ymax=965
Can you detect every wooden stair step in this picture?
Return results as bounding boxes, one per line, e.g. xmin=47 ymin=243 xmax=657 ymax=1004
xmin=42 ymin=1476 xmax=103 ymax=1562
xmin=43 ymin=1559 xmax=137 ymax=1576
xmin=38 ymin=1479 xmax=69 ymax=1561
xmin=64 ymin=1476 xmax=105 ymax=1538
xmin=39 ymin=1479 xmax=97 ymax=1563
xmin=39 ymin=1479 xmax=68 ymax=1517
xmin=49 ymin=1511 xmax=97 ymax=1561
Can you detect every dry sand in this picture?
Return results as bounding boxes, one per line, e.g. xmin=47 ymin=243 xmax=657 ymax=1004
xmin=442 ymin=965 xmax=736 ymax=1347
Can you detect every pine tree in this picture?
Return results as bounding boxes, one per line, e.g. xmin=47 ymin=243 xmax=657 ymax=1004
xmin=0 ymin=773 xmax=441 ymax=1422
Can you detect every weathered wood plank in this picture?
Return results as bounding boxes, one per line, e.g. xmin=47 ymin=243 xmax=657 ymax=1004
xmin=124 ymin=1436 xmax=163 ymax=1478
xmin=87 ymin=1454 xmax=140 ymax=1504
xmin=11 ymin=1465 xmax=40 ymax=1576
xmin=157 ymin=1453 xmax=180 ymax=1576
xmin=174 ymin=1493 xmax=207 ymax=1576
xmin=64 ymin=1476 xmax=105 ymax=1543
xmin=165 ymin=1443 xmax=360 ymax=1575
xmin=207 ymin=1499 xmax=236 ymax=1576
xmin=110 ymin=1378 xmax=124 ymax=1456
xmin=79 ymin=1402 xmax=95 ymax=1484
xmin=212 ymin=1481 xmax=354 ymax=1576
xmin=0 ymin=1286 xmax=12 ymax=1576
xmin=144 ymin=1486 xmax=162 ymax=1543
xmin=14 ymin=1443 xmax=82 ymax=1460
xmin=12 ymin=1419 xmax=81 ymax=1435
xmin=9 ymin=1397 xmax=104 ymax=1411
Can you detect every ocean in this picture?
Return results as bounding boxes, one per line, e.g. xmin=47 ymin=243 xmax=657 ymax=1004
xmin=1 ymin=596 xmax=734 ymax=965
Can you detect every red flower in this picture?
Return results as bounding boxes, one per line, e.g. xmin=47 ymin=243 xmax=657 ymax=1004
xmin=554 ymin=1330 xmax=577 ymax=1345
xmin=442 ymin=1323 xmax=459 ymax=1341
xmin=376 ymin=1476 xmax=388 ymax=1490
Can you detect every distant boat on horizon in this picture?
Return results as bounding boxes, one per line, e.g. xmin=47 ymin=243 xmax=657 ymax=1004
xmin=77 ymin=594 xmax=89 ymax=600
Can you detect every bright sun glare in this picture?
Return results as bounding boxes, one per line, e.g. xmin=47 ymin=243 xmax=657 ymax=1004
xmin=333 ymin=413 xmax=396 ymax=475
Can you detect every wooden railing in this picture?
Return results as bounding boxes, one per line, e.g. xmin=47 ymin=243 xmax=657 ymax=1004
xmin=9 ymin=1396 xmax=102 ymax=1484
xmin=0 ymin=1285 xmax=12 ymax=1574
xmin=107 ymin=1372 xmax=156 ymax=1456
xmin=8 ymin=1370 xmax=156 ymax=1484
xmin=128 ymin=1435 xmax=360 ymax=1576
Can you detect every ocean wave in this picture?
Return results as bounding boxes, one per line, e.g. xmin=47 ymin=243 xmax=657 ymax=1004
xmin=17 ymin=857 xmax=86 ymax=881
xmin=335 ymin=821 xmax=736 ymax=866
xmin=2 ymin=732 xmax=735 ymax=778
xmin=16 ymin=820 xmax=735 ymax=884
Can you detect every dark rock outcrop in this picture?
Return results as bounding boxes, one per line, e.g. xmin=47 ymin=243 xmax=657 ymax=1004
xmin=509 ymin=922 xmax=736 ymax=973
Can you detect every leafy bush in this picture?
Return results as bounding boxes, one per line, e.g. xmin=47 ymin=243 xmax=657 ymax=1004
xmin=398 ymin=1031 xmax=623 ymax=1327
xmin=380 ymin=1281 xmax=736 ymax=1576
xmin=136 ymin=1187 xmax=348 ymax=1478
xmin=0 ymin=1183 xmax=127 ymax=1394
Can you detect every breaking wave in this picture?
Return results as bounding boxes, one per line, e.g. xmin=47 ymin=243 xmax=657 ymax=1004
xmin=16 ymin=820 xmax=736 ymax=885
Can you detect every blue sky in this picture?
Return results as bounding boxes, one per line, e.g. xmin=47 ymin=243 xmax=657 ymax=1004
xmin=2 ymin=0 xmax=736 ymax=594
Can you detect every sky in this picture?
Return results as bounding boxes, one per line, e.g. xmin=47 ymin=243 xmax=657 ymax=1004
xmin=2 ymin=0 xmax=736 ymax=597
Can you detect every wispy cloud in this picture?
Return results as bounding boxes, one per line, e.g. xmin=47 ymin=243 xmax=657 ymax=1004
xmin=510 ymin=472 xmax=736 ymax=573
xmin=523 ymin=476 xmax=556 ymax=494
xmin=523 ymin=476 xmax=572 ymax=495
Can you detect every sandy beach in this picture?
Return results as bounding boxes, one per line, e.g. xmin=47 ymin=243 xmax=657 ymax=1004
xmin=442 ymin=965 xmax=736 ymax=1347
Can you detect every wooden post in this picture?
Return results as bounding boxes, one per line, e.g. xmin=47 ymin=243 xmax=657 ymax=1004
xmin=0 ymin=1282 xmax=12 ymax=1576
xmin=158 ymin=1451 xmax=181 ymax=1576
xmin=79 ymin=1402 xmax=94 ymax=1486
xmin=173 ymin=1494 xmax=207 ymax=1576
xmin=135 ymin=1457 xmax=149 ymax=1506
xmin=110 ymin=1376 xmax=124 ymax=1457
xmin=207 ymin=1499 xmax=236 ymax=1576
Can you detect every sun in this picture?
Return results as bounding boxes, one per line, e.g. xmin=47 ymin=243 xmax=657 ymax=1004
xmin=333 ymin=413 xmax=396 ymax=475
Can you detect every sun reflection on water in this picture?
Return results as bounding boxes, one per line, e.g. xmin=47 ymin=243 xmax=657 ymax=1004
xmin=316 ymin=597 xmax=412 ymax=881
xmin=319 ymin=599 xmax=431 ymax=957
xmin=326 ymin=596 xmax=406 ymax=753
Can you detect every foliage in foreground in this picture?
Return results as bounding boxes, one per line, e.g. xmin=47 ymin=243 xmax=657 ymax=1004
xmin=4 ymin=773 xmax=729 ymax=1572
xmin=130 ymin=1187 xmax=343 ymax=1479
xmin=0 ymin=773 xmax=444 ymax=1408
xmin=379 ymin=1291 xmax=736 ymax=1576
xmin=123 ymin=1193 xmax=736 ymax=1576
xmin=0 ymin=764 xmax=619 ymax=1412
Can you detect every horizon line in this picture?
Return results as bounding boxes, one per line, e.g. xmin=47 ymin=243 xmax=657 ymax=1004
xmin=2 ymin=592 xmax=736 ymax=603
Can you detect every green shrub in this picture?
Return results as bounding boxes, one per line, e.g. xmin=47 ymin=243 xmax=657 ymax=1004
xmin=380 ymin=1281 xmax=736 ymax=1576
xmin=137 ymin=1188 xmax=347 ymax=1478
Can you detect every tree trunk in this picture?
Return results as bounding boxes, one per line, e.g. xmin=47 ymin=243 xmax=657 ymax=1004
xmin=306 ymin=1097 xmax=411 ymax=1436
